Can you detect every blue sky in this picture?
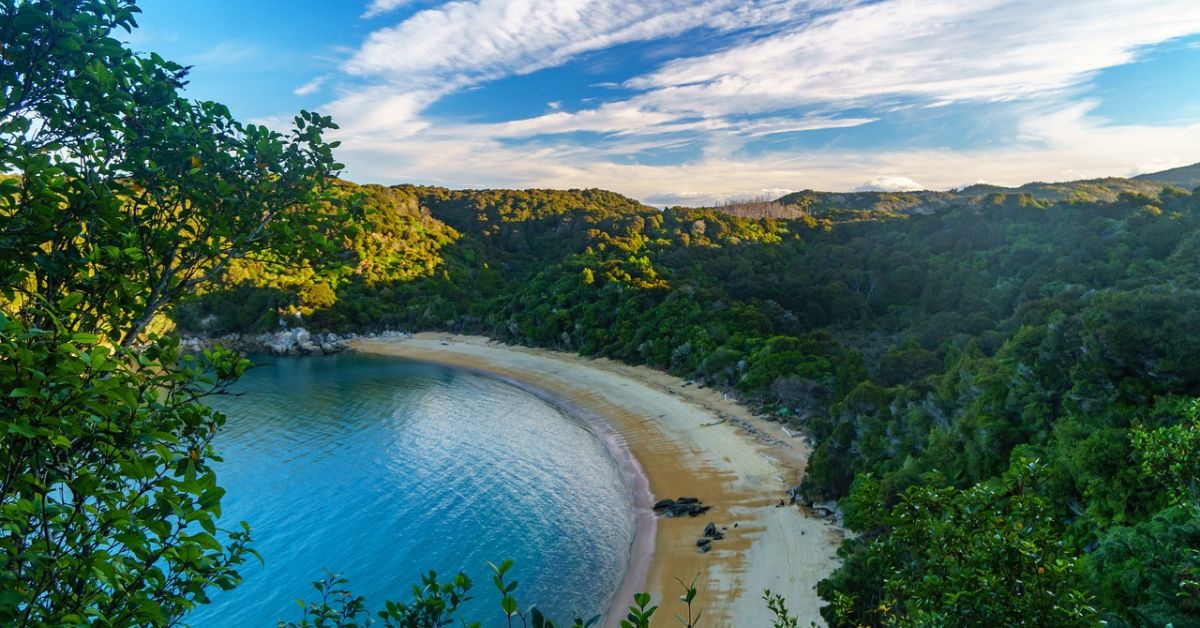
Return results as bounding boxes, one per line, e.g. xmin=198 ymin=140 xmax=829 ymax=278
xmin=132 ymin=0 xmax=1200 ymax=205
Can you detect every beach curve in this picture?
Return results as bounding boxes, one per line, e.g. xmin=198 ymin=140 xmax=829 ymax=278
xmin=353 ymin=333 xmax=842 ymax=626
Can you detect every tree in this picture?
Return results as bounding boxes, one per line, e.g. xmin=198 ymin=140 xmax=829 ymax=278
xmin=0 ymin=0 xmax=344 ymax=347
xmin=1132 ymin=398 xmax=1200 ymax=504
xmin=822 ymin=461 xmax=1099 ymax=627
xmin=0 ymin=0 xmax=341 ymax=623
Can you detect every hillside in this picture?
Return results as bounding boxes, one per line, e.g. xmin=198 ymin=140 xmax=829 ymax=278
xmin=703 ymin=163 xmax=1198 ymax=221
xmin=176 ymin=171 xmax=1200 ymax=625
xmin=1135 ymin=161 xmax=1200 ymax=190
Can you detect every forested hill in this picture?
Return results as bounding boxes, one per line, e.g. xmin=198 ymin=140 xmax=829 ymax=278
xmin=1135 ymin=161 xmax=1200 ymax=190
xmin=178 ymin=170 xmax=1200 ymax=626
xmin=716 ymin=163 xmax=1197 ymax=220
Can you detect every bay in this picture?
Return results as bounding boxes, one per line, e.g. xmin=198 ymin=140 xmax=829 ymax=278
xmin=187 ymin=353 xmax=634 ymax=627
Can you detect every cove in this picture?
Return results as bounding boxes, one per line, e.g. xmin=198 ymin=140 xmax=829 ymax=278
xmin=187 ymin=352 xmax=635 ymax=627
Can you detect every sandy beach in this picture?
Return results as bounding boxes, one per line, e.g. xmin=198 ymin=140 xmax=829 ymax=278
xmin=353 ymin=333 xmax=842 ymax=626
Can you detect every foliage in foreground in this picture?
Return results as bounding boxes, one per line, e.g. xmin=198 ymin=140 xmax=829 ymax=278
xmin=280 ymin=561 xmax=803 ymax=628
xmin=0 ymin=310 xmax=253 ymax=624
xmin=0 ymin=0 xmax=342 ymax=623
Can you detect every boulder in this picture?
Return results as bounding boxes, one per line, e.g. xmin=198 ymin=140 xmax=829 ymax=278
xmin=653 ymin=496 xmax=710 ymax=518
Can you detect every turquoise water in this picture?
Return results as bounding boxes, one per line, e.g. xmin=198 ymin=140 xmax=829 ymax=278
xmin=187 ymin=353 xmax=635 ymax=627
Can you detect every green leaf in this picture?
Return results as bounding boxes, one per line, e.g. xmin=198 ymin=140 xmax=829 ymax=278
xmin=72 ymin=332 xmax=101 ymax=344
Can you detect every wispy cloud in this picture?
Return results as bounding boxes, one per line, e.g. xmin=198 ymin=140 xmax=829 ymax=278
xmin=301 ymin=0 xmax=1200 ymax=203
xmin=294 ymin=75 xmax=328 ymax=97
xmin=627 ymin=0 xmax=1200 ymax=116
xmin=362 ymin=0 xmax=418 ymax=18
xmin=330 ymin=103 xmax=1200 ymax=205
xmin=343 ymin=0 xmax=824 ymax=86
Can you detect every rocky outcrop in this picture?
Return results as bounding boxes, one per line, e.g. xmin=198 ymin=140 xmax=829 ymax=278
xmin=179 ymin=329 xmax=408 ymax=357
xmin=695 ymin=521 xmax=728 ymax=553
xmin=651 ymin=496 xmax=713 ymax=518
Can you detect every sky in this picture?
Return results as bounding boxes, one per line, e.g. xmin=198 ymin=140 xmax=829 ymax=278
xmin=131 ymin=0 xmax=1200 ymax=206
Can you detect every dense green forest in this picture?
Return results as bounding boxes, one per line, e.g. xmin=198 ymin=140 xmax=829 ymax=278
xmin=178 ymin=171 xmax=1200 ymax=625
xmin=4 ymin=0 xmax=1200 ymax=625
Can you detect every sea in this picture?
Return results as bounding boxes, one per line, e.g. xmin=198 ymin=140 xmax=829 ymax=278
xmin=186 ymin=352 xmax=635 ymax=627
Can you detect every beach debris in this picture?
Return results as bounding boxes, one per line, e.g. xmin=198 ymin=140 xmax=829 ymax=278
xmin=698 ymin=543 xmax=711 ymax=554
xmin=696 ymin=537 xmax=711 ymax=548
xmin=652 ymin=496 xmax=712 ymax=518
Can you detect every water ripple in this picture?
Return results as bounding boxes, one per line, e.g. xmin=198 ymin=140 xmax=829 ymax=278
xmin=187 ymin=353 xmax=634 ymax=627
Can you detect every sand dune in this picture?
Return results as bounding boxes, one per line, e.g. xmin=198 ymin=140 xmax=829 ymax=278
xmin=354 ymin=334 xmax=842 ymax=626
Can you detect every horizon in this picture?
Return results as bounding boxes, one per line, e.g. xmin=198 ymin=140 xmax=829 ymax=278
xmin=134 ymin=0 xmax=1200 ymax=206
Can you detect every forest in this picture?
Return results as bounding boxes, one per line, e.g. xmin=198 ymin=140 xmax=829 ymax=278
xmin=177 ymin=173 xmax=1200 ymax=625
xmin=3 ymin=0 xmax=1200 ymax=625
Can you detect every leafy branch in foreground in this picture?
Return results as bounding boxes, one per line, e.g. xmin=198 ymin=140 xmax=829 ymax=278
xmin=1 ymin=0 xmax=343 ymax=624
xmin=763 ymin=589 xmax=799 ymax=628
xmin=279 ymin=561 xmax=595 ymax=628
xmin=0 ymin=307 xmax=255 ymax=624
xmin=282 ymin=564 xmax=816 ymax=628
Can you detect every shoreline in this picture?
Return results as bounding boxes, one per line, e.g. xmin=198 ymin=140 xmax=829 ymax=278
xmin=353 ymin=333 xmax=843 ymax=626
xmin=413 ymin=359 xmax=657 ymax=622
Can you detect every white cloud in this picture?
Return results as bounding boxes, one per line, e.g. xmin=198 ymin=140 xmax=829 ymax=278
xmin=299 ymin=0 xmax=1200 ymax=202
xmin=328 ymin=103 xmax=1200 ymax=205
xmin=294 ymin=75 xmax=328 ymax=97
xmin=855 ymin=176 xmax=926 ymax=192
xmin=628 ymin=0 xmax=1200 ymax=117
xmin=362 ymin=0 xmax=416 ymax=18
xmin=343 ymin=0 xmax=824 ymax=86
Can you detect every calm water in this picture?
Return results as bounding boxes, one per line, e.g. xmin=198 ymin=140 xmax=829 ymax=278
xmin=187 ymin=353 xmax=634 ymax=627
